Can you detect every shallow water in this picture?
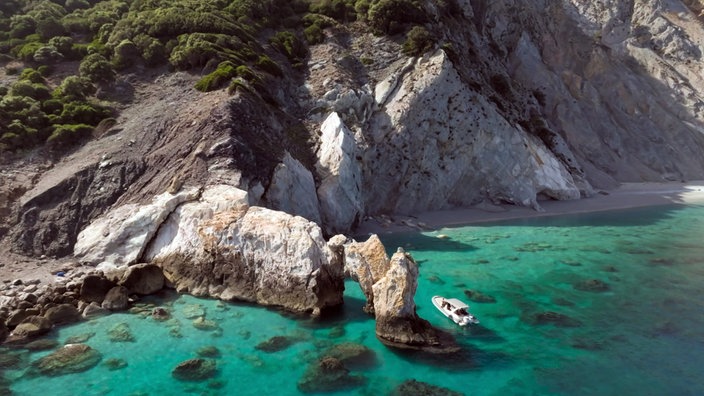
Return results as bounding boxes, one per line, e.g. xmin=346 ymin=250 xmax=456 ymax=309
xmin=3 ymin=204 xmax=704 ymax=395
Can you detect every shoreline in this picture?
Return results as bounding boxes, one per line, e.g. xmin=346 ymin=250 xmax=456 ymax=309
xmin=355 ymin=181 xmax=704 ymax=235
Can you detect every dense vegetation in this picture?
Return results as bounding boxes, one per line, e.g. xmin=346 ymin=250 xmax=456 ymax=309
xmin=0 ymin=0 xmax=445 ymax=152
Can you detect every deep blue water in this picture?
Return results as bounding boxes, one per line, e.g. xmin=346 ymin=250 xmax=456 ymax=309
xmin=2 ymin=204 xmax=704 ymax=395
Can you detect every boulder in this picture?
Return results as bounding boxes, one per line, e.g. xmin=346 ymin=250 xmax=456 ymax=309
xmin=29 ymin=344 xmax=102 ymax=376
xmin=9 ymin=315 xmax=52 ymax=341
xmin=153 ymin=206 xmax=344 ymax=315
xmin=101 ymin=286 xmax=129 ymax=311
xmin=79 ymin=275 xmax=116 ymax=304
xmin=372 ymin=249 xmax=450 ymax=351
xmin=322 ymin=342 xmax=376 ymax=369
xmin=120 ymin=263 xmax=164 ymax=295
xmin=6 ymin=308 xmax=40 ymax=328
xmin=151 ymin=307 xmax=170 ymax=321
xmin=107 ymin=323 xmax=135 ymax=342
xmin=73 ymin=187 xmax=200 ymax=268
xmin=342 ymin=234 xmax=390 ymax=313
xmin=44 ymin=304 xmax=81 ymax=325
xmin=171 ymin=358 xmax=217 ymax=381
xmin=297 ymin=356 xmax=365 ymax=394
xmin=255 ymin=336 xmax=298 ymax=353
xmin=82 ymin=302 xmax=109 ymax=318
xmin=23 ymin=338 xmax=59 ymax=351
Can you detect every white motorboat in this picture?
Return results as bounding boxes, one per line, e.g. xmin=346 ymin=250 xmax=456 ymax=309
xmin=431 ymin=295 xmax=479 ymax=326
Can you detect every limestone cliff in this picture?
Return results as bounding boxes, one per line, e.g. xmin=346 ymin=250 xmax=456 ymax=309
xmin=3 ymin=0 xmax=704 ymax=262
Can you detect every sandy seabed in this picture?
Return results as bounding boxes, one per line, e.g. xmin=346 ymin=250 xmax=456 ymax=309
xmin=355 ymin=181 xmax=704 ymax=235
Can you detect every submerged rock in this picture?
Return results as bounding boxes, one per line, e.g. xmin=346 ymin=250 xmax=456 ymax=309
xmin=108 ymin=323 xmax=135 ymax=342
xmin=151 ymin=307 xmax=170 ymax=321
xmin=0 ymin=350 xmax=25 ymax=369
xmin=172 ymin=358 xmax=217 ymax=381
xmin=322 ymin=342 xmax=376 ymax=369
xmin=573 ymin=279 xmax=610 ymax=292
xmin=192 ymin=317 xmax=219 ymax=331
xmin=65 ymin=333 xmax=95 ymax=344
xmin=23 ymin=338 xmax=59 ymax=351
xmin=463 ymin=290 xmax=497 ymax=303
xmin=196 ymin=346 xmax=221 ymax=358
xmin=390 ymin=379 xmax=463 ymax=396
xmin=255 ymin=336 xmax=298 ymax=353
xmin=30 ymin=344 xmax=102 ymax=376
xmin=297 ymin=357 xmax=365 ymax=394
xmin=524 ymin=311 xmax=583 ymax=328
xmin=103 ymin=357 xmax=128 ymax=370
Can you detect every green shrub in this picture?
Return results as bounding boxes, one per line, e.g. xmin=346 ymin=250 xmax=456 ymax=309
xmin=367 ymin=0 xmax=426 ymax=35
xmin=402 ymin=25 xmax=434 ymax=56
xmin=15 ymin=42 xmax=43 ymax=62
xmin=46 ymin=123 xmax=93 ymax=146
xmin=33 ymin=45 xmax=64 ymax=64
xmin=194 ymin=62 xmax=237 ymax=92
xmin=112 ymin=39 xmax=139 ymax=70
xmin=37 ymin=65 xmax=51 ymax=76
xmin=54 ymin=76 xmax=95 ymax=101
xmin=41 ymin=98 xmax=63 ymax=115
xmin=309 ymin=0 xmax=356 ymax=21
xmin=255 ymin=55 xmax=282 ymax=77
xmin=304 ymin=24 xmax=325 ymax=45
xmin=79 ymin=53 xmax=114 ymax=84
xmin=270 ymin=31 xmax=306 ymax=64
xmin=20 ymin=68 xmax=44 ymax=83
xmin=60 ymin=101 xmax=111 ymax=125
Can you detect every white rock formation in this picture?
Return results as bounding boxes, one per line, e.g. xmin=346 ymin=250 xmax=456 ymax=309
xmin=263 ymin=152 xmax=322 ymax=224
xmin=342 ymin=234 xmax=390 ymax=313
xmin=316 ymin=112 xmax=364 ymax=234
xmin=73 ymin=187 xmax=200 ymax=269
xmin=153 ymin=206 xmax=344 ymax=314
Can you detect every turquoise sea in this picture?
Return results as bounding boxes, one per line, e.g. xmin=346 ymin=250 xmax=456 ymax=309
xmin=3 ymin=204 xmax=704 ymax=395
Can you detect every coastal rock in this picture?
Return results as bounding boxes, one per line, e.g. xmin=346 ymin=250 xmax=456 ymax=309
xmin=120 ymin=263 xmax=164 ymax=295
xmin=6 ymin=308 xmax=39 ymax=328
xmin=255 ymin=336 xmax=298 ymax=353
xmin=372 ymin=249 xmax=447 ymax=351
xmin=315 ymin=112 xmax=364 ymax=234
xmin=24 ymin=338 xmax=59 ymax=351
xmin=73 ymin=187 xmax=200 ymax=269
xmin=323 ymin=342 xmax=377 ymax=369
xmin=30 ymin=344 xmax=102 ymax=376
xmin=343 ymin=234 xmax=390 ymax=313
xmin=9 ymin=315 xmax=52 ymax=341
xmin=153 ymin=206 xmax=344 ymax=315
xmin=44 ymin=304 xmax=81 ymax=325
xmin=297 ymin=356 xmax=365 ymax=394
xmin=151 ymin=307 xmax=170 ymax=320
xmin=82 ymin=302 xmax=109 ymax=318
xmin=103 ymin=357 xmax=128 ymax=370
xmin=101 ymin=286 xmax=129 ymax=311
xmin=0 ymin=322 xmax=7 ymax=343
xmin=172 ymin=358 xmax=217 ymax=381
xmin=79 ymin=275 xmax=116 ymax=304
xmin=196 ymin=346 xmax=221 ymax=358
xmin=264 ymin=152 xmax=322 ymax=224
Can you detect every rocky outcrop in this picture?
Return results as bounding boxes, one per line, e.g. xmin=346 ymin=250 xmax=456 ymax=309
xmin=120 ymin=263 xmax=164 ymax=295
xmin=342 ymin=234 xmax=390 ymax=313
xmin=8 ymin=315 xmax=52 ymax=342
xmin=362 ymin=50 xmax=583 ymax=213
xmin=44 ymin=304 xmax=81 ymax=325
xmin=171 ymin=358 xmax=217 ymax=381
xmin=73 ymin=187 xmax=200 ymax=270
xmin=264 ymin=152 xmax=322 ymax=224
xmin=372 ymin=248 xmax=449 ymax=351
xmin=316 ymin=112 xmax=364 ymax=234
xmin=152 ymin=205 xmax=345 ymax=315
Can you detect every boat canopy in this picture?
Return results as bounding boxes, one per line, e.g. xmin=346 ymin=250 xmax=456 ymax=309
xmin=444 ymin=298 xmax=469 ymax=309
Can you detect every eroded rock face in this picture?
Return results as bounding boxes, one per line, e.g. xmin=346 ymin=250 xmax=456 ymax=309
xmin=342 ymin=234 xmax=390 ymax=313
xmin=372 ymin=248 xmax=445 ymax=350
xmin=152 ymin=205 xmax=345 ymax=315
xmin=73 ymin=187 xmax=200 ymax=269
xmin=362 ymin=50 xmax=582 ymax=214
xmin=316 ymin=112 xmax=364 ymax=234
xmin=264 ymin=152 xmax=322 ymax=225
